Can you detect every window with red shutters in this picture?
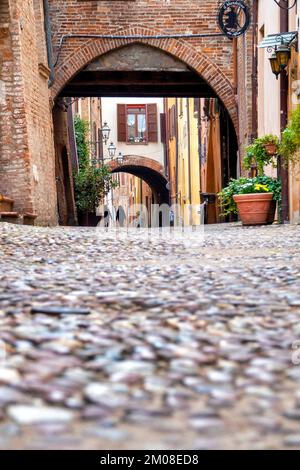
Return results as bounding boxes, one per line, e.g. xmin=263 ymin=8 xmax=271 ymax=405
xmin=146 ymin=103 xmax=158 ymax=143
xmin=160 ymin=113 xmax=166 ymax=144
xmin=126 ymin=104 xmax=147 ymax=143
xmin=117 ymin=103 xmax=158 ymax=144
xmin=117 ymin=104 xmax=127 ymax=142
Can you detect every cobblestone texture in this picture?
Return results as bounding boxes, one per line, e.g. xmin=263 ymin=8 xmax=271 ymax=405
xmin=1 ymin=222 xmax=300 ymax=449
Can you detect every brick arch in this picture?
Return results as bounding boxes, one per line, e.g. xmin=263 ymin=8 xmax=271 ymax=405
xmin=52 ymin=27 xmax=238 ymax=131
xmin=108 ymin=155 xmax=166 ymax=176
xmin=108 ymin=155 xmax=169 ymax=205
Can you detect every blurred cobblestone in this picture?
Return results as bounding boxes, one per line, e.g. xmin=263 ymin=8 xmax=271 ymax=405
xmin=1 ymin=222 xmax=300 ymax=449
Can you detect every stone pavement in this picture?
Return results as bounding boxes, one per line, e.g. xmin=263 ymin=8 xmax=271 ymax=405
xmin=1 ymin=222 xmax=300 ymax=449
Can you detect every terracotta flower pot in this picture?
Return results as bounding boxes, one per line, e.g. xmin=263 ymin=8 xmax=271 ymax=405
xmin=264 ymin=143 xmax=277 ymax=156
xmin=267 ymin=199 xmax=277 ymax=225
xmin=233 ymin=193 xmax=274 ymax=226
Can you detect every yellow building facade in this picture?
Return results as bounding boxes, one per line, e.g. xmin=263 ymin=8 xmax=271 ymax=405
xmin=165 ymin=97 xmax=237 ymax=225
xmin=165 ymin=98 xmax=201 ymax=225
xmin=288 ymin=5 xmax=300 ymax=224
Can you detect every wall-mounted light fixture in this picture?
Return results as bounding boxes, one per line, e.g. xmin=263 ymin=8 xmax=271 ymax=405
xmin=269 ymin=52 xmax=282 ymax=79
xmin=276 ymin=42 xmax=291 ymax=70
xmin=107 ymin=142 xmax=116 ymax=158
xmin=259 ymin=32 xmax=298 ymax=80
xmin=100 ymin=122 xmax=111 ymax=145
xmin=268 ymin=38 xmax=291 ymax=80
xmin=116 ymin=152 xmax=124 ymax=165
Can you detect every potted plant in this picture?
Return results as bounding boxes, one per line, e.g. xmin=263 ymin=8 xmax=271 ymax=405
xmin=243 ymin=135 xmax=279 ymax=176
xmin=279 ymin=106 xmax=300 ymax=168
xmin=218 ymin=176 xmax=282 ymax=226
xmin=74 ymin=164 xmax=117 ymax=226
xmin=73 ymin=116 xmax=118 ymax=226
xmin=262 ymin=134 xmax=279 ymax=156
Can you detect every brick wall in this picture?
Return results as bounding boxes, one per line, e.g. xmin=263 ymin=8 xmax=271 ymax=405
xmin=0 ymin=0 xmax=57 ymax=225
xmin=53 ymin=104 xmax=77 ymax=225
xmin=236 ymin=1 xmax=256 ymax=165
xmin=0 ymin=0 xmax=255 ymax=226
xmin=0 ymin=0 xmax=32 ymax=216
xmin=237 ymin=28 xmax=255 ymax=164
xmin=49 ymin=0 xmax=243 ymax=133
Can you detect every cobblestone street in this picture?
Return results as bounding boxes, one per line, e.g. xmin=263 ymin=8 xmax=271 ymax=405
xmin=1 ymin=222 xmax=300 ymax=449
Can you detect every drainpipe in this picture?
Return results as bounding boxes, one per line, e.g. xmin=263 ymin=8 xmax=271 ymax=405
xmin=197 ymin=98 xmax=202 ymax=199
xmin=251 ymin=0 xmax=258 ymax=140
xmin=279 ymin=6 xmax=289 ymax=223
xmin=175 ymin=99 xmax=179 ymax=206
xmin=163 ymin=98 xmax=171 ymax=206
xmin=43 ymin=0 xmax=55 ymax=87
xmin=187 ymin=99 xmax=192 ymax=207
xmin=66 ymin=98 xmax=78 ymax=171
xmin=233 ymin=38 xmax=238 ymax=96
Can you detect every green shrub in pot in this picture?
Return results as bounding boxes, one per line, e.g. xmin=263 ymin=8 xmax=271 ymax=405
xmin=243 ymin=135 xmax=279 ymax=176
xmin=279 ymin=106 xmax=300 ymax=168
xmin=218 ymin=176 xmax=282 ymax=217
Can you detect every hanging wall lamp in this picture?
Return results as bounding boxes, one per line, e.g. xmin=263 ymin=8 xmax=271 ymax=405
xmin=259 ymin=31 xmax=298 ymax=80
xmin=276 ymin=42 xmax=291 ymax=70
xmin=100 ymin=122 xmax=111 ymax=145
xmin=269 ymin=52 xmax=282 ymax=79
xmin=107 ymin=142 xmax=116 ymax=159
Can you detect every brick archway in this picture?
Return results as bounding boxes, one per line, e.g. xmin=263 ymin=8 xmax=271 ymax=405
xmin=109 ymin=155 xmax=165 ymax=176
xmin=52 ymin=27 xmax=238 ymax=131
xmin=108 ymin=155 xmax=169 ymax=205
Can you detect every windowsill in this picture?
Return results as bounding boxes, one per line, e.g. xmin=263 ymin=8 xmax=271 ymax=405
xmin=126 ymin=142 xmax=149 ymax=145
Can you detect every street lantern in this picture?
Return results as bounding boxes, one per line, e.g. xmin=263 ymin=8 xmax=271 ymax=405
xmin=107 ymin=142 xmax=116 ymax=159
xmin=269 ymin=52 xmax=281 ymax=80
xmin=276 ymin=43 xmax=290 ymax=70
xmin=100 ymin=122 xmax=110 ymax=145
xmin=259 ymin=31 xmax=298 ymax=81
xmin=117 ymin=152 xmax=124 ymax=165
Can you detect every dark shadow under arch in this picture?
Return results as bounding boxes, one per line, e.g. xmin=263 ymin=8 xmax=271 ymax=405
xmin=112 ymin=165 xmax=169 ymax=205
xmin=60 ymin=43 xmax=217 ymax=100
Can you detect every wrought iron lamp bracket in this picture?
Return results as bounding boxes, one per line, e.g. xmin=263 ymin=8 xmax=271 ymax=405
xmin=266 ymin=34 xmax=298 ymax=54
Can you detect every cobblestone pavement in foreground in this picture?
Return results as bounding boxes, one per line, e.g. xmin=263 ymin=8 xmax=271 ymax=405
xmin=1 ymin=222 xmax=300 ymax=449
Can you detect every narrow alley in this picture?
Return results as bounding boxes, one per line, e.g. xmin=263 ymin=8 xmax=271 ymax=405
xmin=1 ymin=0 xmax=300 ymax=456
xmin=1 ymin=222 xmax=300 ymax=449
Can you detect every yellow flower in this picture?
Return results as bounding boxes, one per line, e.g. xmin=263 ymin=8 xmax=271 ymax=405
xmin=254 ymin=184 xmax=269 ymax=192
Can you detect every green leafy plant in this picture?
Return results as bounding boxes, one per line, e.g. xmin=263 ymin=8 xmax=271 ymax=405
xmin=243 ymin=135 xmax=279 ymax=176
xmin=279 ymin=106 xmax=300 ymax=167
xmin=73 ymin=116 xmax=117 ymax=214
xmin=74 ymin=115 xmax=90 ymax=169
xmin=74 ymin=164 xmax=117 ymax=213
xmin=218 ymin=176 xmax=282 ymax=216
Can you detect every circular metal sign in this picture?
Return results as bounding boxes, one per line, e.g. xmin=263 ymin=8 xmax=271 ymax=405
xmin=218 ymin=1 xmax=251 ymax=38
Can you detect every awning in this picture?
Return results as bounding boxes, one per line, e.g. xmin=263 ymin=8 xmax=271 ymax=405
xmin=258 ymin=31 xmax=298 ymax=49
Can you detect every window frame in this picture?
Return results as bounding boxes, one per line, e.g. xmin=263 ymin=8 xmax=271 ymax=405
xmin=125 ymin=104 xmax=148 ymax=145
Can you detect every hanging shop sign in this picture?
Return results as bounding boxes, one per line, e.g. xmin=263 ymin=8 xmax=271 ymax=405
xmin=218 ymin=1 xmax=251 ymax=38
